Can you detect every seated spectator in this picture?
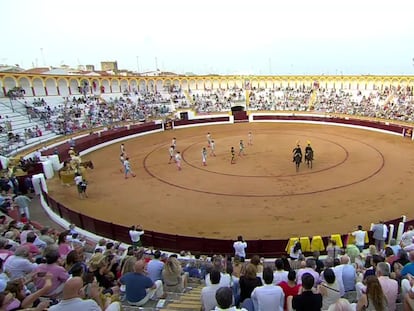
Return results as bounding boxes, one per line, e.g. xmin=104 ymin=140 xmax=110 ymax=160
xmin=326 ymin=240 xmax=342 ymax=260
xmin=57 ymin=231 xmax=73 ymax=259
xmin=273 ymin=258 xmax=289 ymax=285
xmin=388 ymin=238 xmax=401 ymax=256
xmin=376 ymin=262 xmax=398 ymax=311
xmin=65 ymin=249 xmax=87 ymax=276
xmin=67 ymin=233 xmax=86 ymax=249
xmin=232 ymin=256 xmax=243 ymax=278
xmin=214 ymin=286 xmax=247 ymax=311
xmin=5 ymin=274 xmax=52 ymax=310
xmin=327 ymin=298 xmax=353 ymax=311
xmin=4 ymin=245 xmax=37 ymax=280
xmin=318 ymin=268 xmax=340 ymax=310
xmin=146 ymin=250 xmax=164 ymax=282
xmin=250 ymin=266 xmax=284 ymax=311
xmin=34 ymin=246 xmax=69 ymax=297
xmin=279 ymin=270 xmax=301 ymax=311
xmin=119 ymin=259 xmax=163 ymax=306
xmin=296 ymin=258 xmax=320 ymax=287
xmin=312 ymin=251 xmax=325 ymax=274
xmin=205 ymin=255 xmax=231 ymax=287
xmin=21 ymin=231 xmax=41 ymax=257
xmin=49 ymin=276 xmax=120 ymax=310
xmin=289 ymin=273 xmax=322 ymax=311
xmin=94 ymin=238 xmax=107 ymax=253
xmin=162 ymin=255 xmax=185 ymax=293
xmin=355 ymin=275 xmax=387 ymax=311
xmin=384 ymin=246 xmax=398 ymax=266
xmin=88 ymin=252 xmax=119 ymax=295
xmin=250 ymin=255 xmax=264 ymax=275
xmin=239 ymin=263 xmax=262 ymax=304
xmin=334 ymin=255 xmax=356 ymax=297
xmin=38 ymin=227 xmax=56 ymax=246
xmin=345 ymin=243 xmax=360 ymax=264
xmin=184 ymin=259 xmax=201 ymax=278
xmin=201 ymin=269 xmax=222 ymax=311
xmin=363 ymin=254 xmax=384 ymax=280
xmin=0 ymin=238 xmax=13 ymax=261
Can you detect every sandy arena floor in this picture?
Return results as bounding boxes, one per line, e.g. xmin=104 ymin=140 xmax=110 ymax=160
xmin=47 ymin=123 xmax=414 ymax=240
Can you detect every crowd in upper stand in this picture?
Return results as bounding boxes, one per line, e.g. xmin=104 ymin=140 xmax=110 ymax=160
xmin=191 ymin=87 xmax=245 ymax=113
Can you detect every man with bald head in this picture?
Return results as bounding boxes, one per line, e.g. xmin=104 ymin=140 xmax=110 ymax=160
xmin=49 ymin=277 xmax=120 ymax=310
xmin=119 ymin=259 xmax=164 ymax=306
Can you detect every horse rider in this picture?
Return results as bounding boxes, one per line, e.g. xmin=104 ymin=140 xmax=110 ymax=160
xmin=292 ymin=143 xmax=303 ymax=162
xmin=305 ymin=141 xmax=314 ymax=160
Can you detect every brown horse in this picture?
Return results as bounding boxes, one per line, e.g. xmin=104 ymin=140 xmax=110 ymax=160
xmin=80 ymin=160 xmax=94 ymax=169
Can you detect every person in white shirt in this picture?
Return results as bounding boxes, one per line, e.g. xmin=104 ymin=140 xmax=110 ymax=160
xmin=401 ymin=225 xmax=414 ymax=248
xmin=273 ymin=259 xmax=289 ymax=285
xmin=4 ymin=246 xmax=37 ymax=280
xmin=233 ymin=236 xmax=247 ymax=261
xmin=129 ymin=225 xmax=144 ymax=248
xmin=49 ymin=277 xmax=120 ymax=311
xmin=251 ymin=267 xmax=284 ymax=311
xmin=351 ymin=225 xmax=366 ymax=252
xmin=201 ymin=270 xmax=222 ymax=311
xmin=74 ymin=173 xmax=87 ymax=199
xmin=214 ymin=287 xmax=247 ymax=311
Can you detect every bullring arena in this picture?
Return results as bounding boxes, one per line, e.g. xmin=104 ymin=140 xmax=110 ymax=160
xmin=1 ymin=73 xmax=414 ymax=255
xmin=47 ymin=121 xmax=414 ymax=241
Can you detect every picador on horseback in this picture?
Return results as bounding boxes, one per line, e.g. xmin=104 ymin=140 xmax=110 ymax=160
xmin=305 ymin=141 xmax=314 ymax=168
xmin=305 ymin=141 xmax=314 ymax=161
xmin=292 ymin=143 xmax=303 ymax=163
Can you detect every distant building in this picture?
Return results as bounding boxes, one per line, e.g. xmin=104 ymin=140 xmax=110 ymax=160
xmin=140 ymin=70 xmax=179 ymax=77
xmin=101 ymin=61 xmax=118 ymax=72
xmin=86 ymin=65 xmax=95 ymax=71
xmin=0 ymin=65 xmax=25 ymax=73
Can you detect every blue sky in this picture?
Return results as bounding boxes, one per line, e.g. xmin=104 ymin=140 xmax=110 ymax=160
xmin=1 ymin=0 xmax=414 ymax=75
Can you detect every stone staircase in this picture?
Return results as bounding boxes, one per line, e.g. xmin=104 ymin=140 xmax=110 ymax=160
xmin=121 ymin=280 xmax=203 ymax=311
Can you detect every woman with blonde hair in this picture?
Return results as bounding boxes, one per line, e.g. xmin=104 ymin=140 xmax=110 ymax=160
xmin=162 ymin=256 xmax=185 ymax=293
xmin=356 ymin=275 xmax=387 ymax=311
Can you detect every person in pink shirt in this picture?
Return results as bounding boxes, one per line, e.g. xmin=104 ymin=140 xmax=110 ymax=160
xmin=34 ymin=247 xmax=69 ymax=298
xmin=376 ymin=262 xmax=398 ymax=311
xmin=21 ymin=232 xmax=41 ymax=258
xmin=57 ymin=232 xmax=73 ymax=259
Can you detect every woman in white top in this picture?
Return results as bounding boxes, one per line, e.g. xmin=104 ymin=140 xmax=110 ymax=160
xmin=289 ymin=241 xmax=302 ymax=260
xmin=318 ymin=268 xmax=341 ymax=310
